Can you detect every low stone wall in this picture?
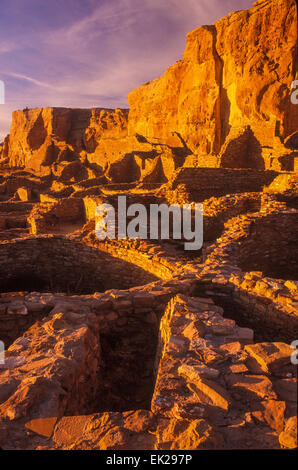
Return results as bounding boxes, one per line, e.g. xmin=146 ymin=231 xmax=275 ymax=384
xmin=83 ymin=191 xmax=264 ymax=257
xmin=0 ymin=304 xmax=100 ymax=426
xmin=203 ymin=193 xmax=262 ymax=241
xmin=28 ymin=198 xmax=84 ymax=234
xmin=78 ymin=233 xmax=189 ymax=280
xmin=0 ymin=213 xmax=28 ymax=231
xmin=0 ymin=264 xmax=195 ymax=361
xmin=1 ymin=290 xmax=296 ymax=450
xmin=168 ymin=168 xmax=279 ymax=202
xmin=0 ymin=279 xmax=196 ymax=449
xmin=151 ymin=295 xmax=296 ymax=450
xmin=0 ymin=277 xmax=195 ymax=348
xmin=0 ymin=293 xmax=52 ymax=347
xmin=200 ymin=202 xmax=298 ymax=342
xmin=83 ymin=192 xmax=163 ymax=223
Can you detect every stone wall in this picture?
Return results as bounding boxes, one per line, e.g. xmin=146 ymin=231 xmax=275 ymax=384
xmin=0 ymin=278 xmax=195 ymax=442
xmin=0 ymin=235 xmax=158 ymax=295
xmin=0 ymin=303 xmax=100 ymax=423
xmin=238 ymin=214 xmax=298 ymax=280
xmin=194 ymin=277 xmax=298 ymax=344
xmin=203 ymin=193 xmax=262 ymax=241
xmin=0 ymin=202 xmax=33 ymax=233
xmin=200 ymin=203 xmax=298 ymax=342
xmin=28 ymin=198 xmax=84 ymax=234
xmin=1 ymin=0 xmax=296 ymax=181
xmin=0 ymin=293 xmax=52 ymax=348
xmin=83 ymin=191 xmax=264 ymax=248
xmin=265 ymin=173 xmax=298 ymax=194
xmin=1 ymin=289 xmax=296 ymax=450
xmin=151 ymin=294 xmax=296 ymax=450
xmin=2 ymin=107 xmax=129 ymax=172
xmin=83 ymin=193 xmax=162 ymax=224
xmin=0 ymin=174 xmax=50 ymax=198
xmin=0 ymin=201 xmax=34 ymax=213
xmin=158 ymin=191 xmax=263 ymax=241
xmin=167 ymin=168 xmax=279 ymax=202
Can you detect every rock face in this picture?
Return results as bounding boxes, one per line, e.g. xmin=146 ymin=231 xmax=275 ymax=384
xmin=128 ymin=0 xmax=298 ymax=166
xmin=1 ymin=0 xmax=297 ymax=179
xmin=1 ymin=107 xmax=129 ymax=174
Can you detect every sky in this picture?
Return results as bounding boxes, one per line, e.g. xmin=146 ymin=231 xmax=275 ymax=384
xmin=0 ymin=0 xmax=254 ymax=141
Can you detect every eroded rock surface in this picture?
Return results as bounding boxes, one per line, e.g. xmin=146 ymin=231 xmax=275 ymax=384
xmin=0 ymin=0 xmax=297 ymax=452
xmin=128 ymin=0 xmax=297 ymax=167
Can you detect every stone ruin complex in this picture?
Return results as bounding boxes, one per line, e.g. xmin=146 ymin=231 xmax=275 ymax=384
xmin=0 ymin=0 xmax=297 ymax=450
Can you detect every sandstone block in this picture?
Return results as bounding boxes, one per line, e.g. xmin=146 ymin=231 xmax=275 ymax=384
xmin=187 ymin=377 xmax=231 ymax=411
xmin=279 ymin=417 xmax=297 ymax=449
xmin=226 ymin=374 xmax=277 ymax=400
xmin=178 ymin=363 xmax=220 ymax=381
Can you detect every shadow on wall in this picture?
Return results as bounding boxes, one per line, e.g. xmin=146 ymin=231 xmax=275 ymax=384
xmin=220 ymin=87 xmax=231 ymax=150
xmin=106 ymin=153 xmax=142 ymax=183
xmin=27 ymin=111 xmax=47 ymax=150
xmin=285 ymin=131 xmax=298 ymax=150
xmin=0 ymin=237 xmax=159 ymax=295
xmin=220 ymin=126 xmax=265 ymax=170
xmin=0 ymin=270 xmax=105 ymax=295
xmin=1 ymin=273 xmax=49 ymax=293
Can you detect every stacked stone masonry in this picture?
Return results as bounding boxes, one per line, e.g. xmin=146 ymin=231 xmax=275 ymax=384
xmin=0 ymin=0 xmax=297 ymax=452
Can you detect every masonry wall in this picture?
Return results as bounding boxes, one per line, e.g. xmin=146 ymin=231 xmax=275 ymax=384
xmin=200 ymin=204 xmax=298 ymax=343
xmin=0 ymin=236 xmax=158 ymax=294
xmin=0 ymin=277 xmax=195 ymax=424
xmin=169 ymin=168 xmax=280 ymax=201
xmin=28 ymin=198 xmax=84 ymax=234
xmin=195 ymin=278 xmax=298 ymax=344
xmin=238 ymin=213 xmax=298 ymax=280
xmin=0 ymin=296 xmax=52 ymax=347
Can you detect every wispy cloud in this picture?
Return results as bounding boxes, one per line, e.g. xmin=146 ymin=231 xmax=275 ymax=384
xmin=3 ymin=72 xmax=57 ymax=90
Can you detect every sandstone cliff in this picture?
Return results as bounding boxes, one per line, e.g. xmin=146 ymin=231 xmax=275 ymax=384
xmin=0 ymin=0 xmax=297 ymax=179
xmin=128 ymin=0 xmax=297 ymax=168
xmin=0 ymin=107 xmax=129 ymax=173
xmin=0 ymin=106 xmax=188 ymax=182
